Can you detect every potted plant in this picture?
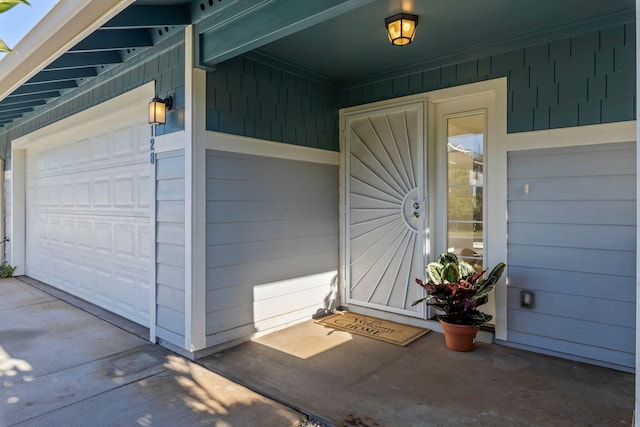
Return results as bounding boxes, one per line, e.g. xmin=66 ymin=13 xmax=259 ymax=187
xmin=412 ymin=252 xmax=505 ymax=351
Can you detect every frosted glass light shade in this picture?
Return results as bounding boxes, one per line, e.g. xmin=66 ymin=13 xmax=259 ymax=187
xmin=385 ymin=13 xmax=418 ymax=46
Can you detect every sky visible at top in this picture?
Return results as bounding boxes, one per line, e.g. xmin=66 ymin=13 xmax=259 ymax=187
xmin=0 ymin=0 xmax=59 ymax=59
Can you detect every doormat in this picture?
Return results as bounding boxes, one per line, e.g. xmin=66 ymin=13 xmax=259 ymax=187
xmin=316 ymin=312 xmax=430 ymax=346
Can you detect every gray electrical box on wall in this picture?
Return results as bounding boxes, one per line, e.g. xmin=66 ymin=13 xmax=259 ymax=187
xmin=520 ymin=290 xmax=534 ymax=309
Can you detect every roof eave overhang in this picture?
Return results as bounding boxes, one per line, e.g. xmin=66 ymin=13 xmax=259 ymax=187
xmin=0 ymin=0 xmax=134 ymax=103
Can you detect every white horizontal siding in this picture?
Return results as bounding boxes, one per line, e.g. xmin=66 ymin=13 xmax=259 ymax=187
xmin=205 ymin=150 xmax=339 ymax=342
xmin=157 ymin=222 xmax=185 ymax=244
xmin=508 ymin=175 xmax=635 ymax=201
xmin=508 ymin=200 xmax=636 ymax=225
xmin=508 ymin=244 xmax=635 ymax=277
xmin=157 ymin=178 xmax=185 ymax=201
xmin=506 ymin=330 xmax=635 ymax=369
xmin=507 ymin=309 xmax=634 ymax=354
xmin=506 ymin=141 xmax=636 ymax=370
xmin=155 ymin=150 xmax=185 ymax=343
xmin=506 ymin=291 xmax=634 ymax=328
xmin=157 ymin=263 xmax=184 ymax=289
xmin=207 ymin=234 xmax=337 ymax=269
xmin=206 ymin=280 xmax=334 ymax=336
xmin=157 ymin=243 xmax=185 ymax=268
xmin=206 ymin=201 xmax=336 ymax=223
xmin=507 ymin=142 xmax=636 ymax=177
xmin=157 ymin=200 xmax=185 ymax=223
xmin=508 ymin=266 xmax=634 ymax=303
xmin=207 ymin=218 xmax=337 ymax=245
xmin=508 ymin=223 xmax=635 ymax=251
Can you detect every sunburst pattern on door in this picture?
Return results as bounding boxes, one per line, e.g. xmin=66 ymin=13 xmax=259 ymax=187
xmin=345 ymin=103 xmax=426 ymax=317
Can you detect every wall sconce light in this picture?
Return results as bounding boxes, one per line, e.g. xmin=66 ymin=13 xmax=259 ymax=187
xmin=148 ymin=95 xmax=173 ymax=125
xmin=385 ymin=13 xmax=418 ymax=46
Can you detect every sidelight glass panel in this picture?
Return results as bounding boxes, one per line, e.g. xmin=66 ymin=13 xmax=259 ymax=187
xmin=446 ymin=113 xmax=484 ymax=271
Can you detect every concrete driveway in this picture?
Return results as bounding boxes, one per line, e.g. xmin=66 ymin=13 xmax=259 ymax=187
xmin=0 ymin=277 xmax=306 ymax=427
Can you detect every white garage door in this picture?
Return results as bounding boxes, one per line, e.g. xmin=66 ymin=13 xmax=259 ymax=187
xmin=23 ymin=94 xmax=153 ymax=326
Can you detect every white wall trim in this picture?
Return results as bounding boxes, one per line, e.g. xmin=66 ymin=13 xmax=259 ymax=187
xmin=0 ymin=0 xmax=133 ymax=102
xmin=5 ymin=169 xmax=13 ymax=265
xmin=155 ymin=130 xmax=186 ymax=153
xmin=184 ymin=25 xmax=208 ymax=352
xmin=204 ymin=130 xmax=340 ymax=165
xmin=338 ymin=113 xmax=347 ymax=309
xmin=492 ymin=84 xmax=509 ymax=342
xmin=184 ymin=24 xmax=195 ymax=351
xmin=340 ymin=78 xmax=507 ymax=117
xmin=634 ymin=3 xmax=639 ymax=423
xmin=430 ymin=84 xmax=508 ymax=338
xmin=429 ymin=78 xmax=507 ymax=103
xmin=10 ymin=150 xmax=24 ymax=276
xmin=506 ymin=121 xmax=636 ymax=151
xmin=149 ymin=123 xmax=158 ymax=343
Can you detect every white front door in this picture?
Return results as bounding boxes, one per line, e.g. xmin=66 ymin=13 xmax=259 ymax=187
xmin=343 ymin=101 xmax=427 ymax=317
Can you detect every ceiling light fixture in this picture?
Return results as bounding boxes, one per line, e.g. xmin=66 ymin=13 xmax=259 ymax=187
xmin=385 ymin=13 xmax=418 ymax=46
xmin=148 ymin=95 xmax=173 ymax=125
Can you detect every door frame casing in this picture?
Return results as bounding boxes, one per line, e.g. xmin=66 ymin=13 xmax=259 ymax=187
xmin=339 ymin=78 xmax=508 ymax=338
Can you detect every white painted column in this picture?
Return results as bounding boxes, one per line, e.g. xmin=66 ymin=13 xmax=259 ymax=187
xmin=635 ymin=2 xmax=639 ymax=425
xmin=491 ymin=84 xmax=508 ymax=342
xmin=149 ymin=122 xmax=157 ymax=343
xmin=10 ymin=149 xmax=25 ymax=276
xmin=0 ymin=157 xmax=6 ymax=262
xmin=184 ymin=24 xmax=208 ymax=353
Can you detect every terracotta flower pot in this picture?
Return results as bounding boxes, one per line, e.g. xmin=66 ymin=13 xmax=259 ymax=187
xmin=439 ymin=320 xmax=480 ymax=352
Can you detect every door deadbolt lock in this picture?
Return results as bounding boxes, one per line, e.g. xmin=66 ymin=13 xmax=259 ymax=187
xmin=411 ymin=199 xmax=425 ymax=219
xmin=401 ymin=190 xmax=424 ymax=231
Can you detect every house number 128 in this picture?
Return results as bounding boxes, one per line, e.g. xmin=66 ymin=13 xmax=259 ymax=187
xmin=149 ymin=124 xmax=155 ymax=165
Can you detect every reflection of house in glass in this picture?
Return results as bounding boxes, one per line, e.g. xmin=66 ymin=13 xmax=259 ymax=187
xmin=447 ymin=114 xmax=485 ymax=271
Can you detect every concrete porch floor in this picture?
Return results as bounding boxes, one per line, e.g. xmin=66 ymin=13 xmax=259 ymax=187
xmin=200 ymin=317 xmax=635 ymax=426
xmin=1 ymin=276 xmax=635 ymax=426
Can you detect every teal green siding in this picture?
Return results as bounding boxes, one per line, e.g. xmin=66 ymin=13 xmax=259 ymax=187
xmin=340 ymin=23 xmax=636 ymax=134
xmin=207 ymin=23 xmax=634 ymax=152
xmin=0 ymin=33 xmax=186 ymax=169
xmin=206 ymin=56 xmax=339 ymax=152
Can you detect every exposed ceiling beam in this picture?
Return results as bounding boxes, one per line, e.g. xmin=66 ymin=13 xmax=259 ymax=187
xmin=102 ymin=5 xmax=190 ymax=28
xmin=70 ymin=29 xmax=153 ymax=52
xmin=45 ymin=51 xmax=123 ymax=70
xmin=0 ymin=0 xmax=134 ymax=102
xmin=10 ymin=81 xmax=78 ymax=96
xmin=197 ymin=0 xmax=376 ymax=67
xmin=2 ymin=91 xmax=61 ymax=105
xmin=25 ymin=68 xmax=97 ymax=85
xmin=0 ymin=100 xmax=45 ymax=112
